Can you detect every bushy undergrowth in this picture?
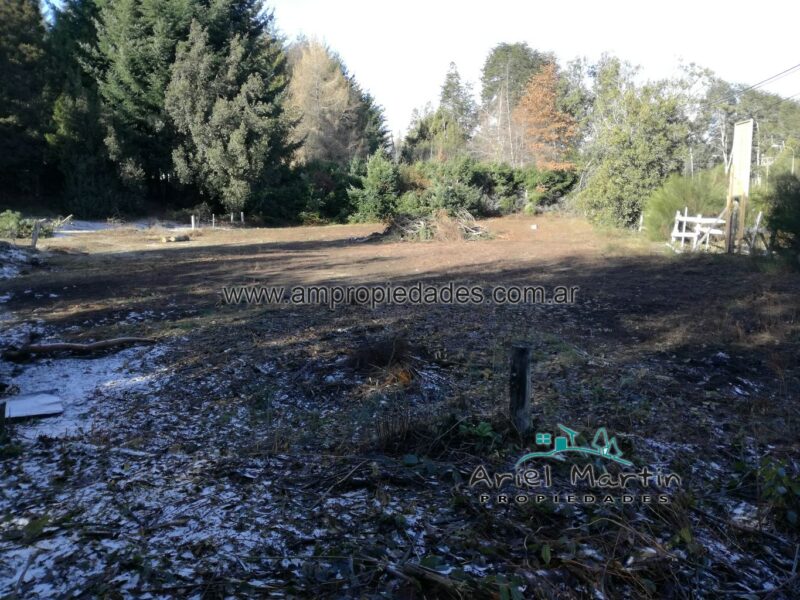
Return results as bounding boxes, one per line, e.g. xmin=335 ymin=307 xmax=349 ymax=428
xmin=350 ymin=155 xmax=576 ymax=222
xmin=348 ymin=152 xmax=399 ymax=223
xmin=765 ymin=172 xmax=800 ymax=259
xmin=0 ymin=210 xmax=54 ymax=239
xmin=643 ymin=168 xmax=727 ymax=241
xmin=147 ymin=154 xmax=577 ymax=226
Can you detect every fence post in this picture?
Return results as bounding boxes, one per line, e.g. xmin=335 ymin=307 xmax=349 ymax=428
xmin=31 ymin=220 xmax=42 ymax=250
xmin=694 ymin=213 xmax=702 ymax=250
xmin=230 ymin=212 xmax=234 ymax=224
xmin=509 ymin=344 xmax=533 ymax=436
xmin=680 ymin=207 xmax=688 ymax=249
xmin=240 ymin=211 xmax=244 ymax=225
xmin=191 ymin=215 xmax=196 ymax=230
xmin=212 ymin=214 xmax=215 ymax=229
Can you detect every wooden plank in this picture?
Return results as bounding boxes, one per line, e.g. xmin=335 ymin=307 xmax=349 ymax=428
xmin=4 ymin=393 xmax=63 ymax=419
xmin=681 ymin=207 xmax=688 ymax=248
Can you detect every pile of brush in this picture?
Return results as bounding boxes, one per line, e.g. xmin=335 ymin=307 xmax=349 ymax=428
xmin=382 ymin=209 xmax=490 ymax=242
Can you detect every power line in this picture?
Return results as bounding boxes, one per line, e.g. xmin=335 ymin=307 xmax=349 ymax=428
xmin=706 ymin=62 xmax=800 ymax=108
xmin=734 ymin=62 xmax=800 ymax=95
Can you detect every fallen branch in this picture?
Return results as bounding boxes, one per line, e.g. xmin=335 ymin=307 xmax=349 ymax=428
xmin=398 ymin=562 xmax=467 ymax=594
xmin=3 ymin=337 xmax=156 ymax=361
xmin=691 ymin=506 xmax=792 ymax=547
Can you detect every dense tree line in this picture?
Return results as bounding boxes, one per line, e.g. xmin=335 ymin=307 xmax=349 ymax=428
xmin=398 ymin=43 xmax=800 ymax=229
xmin=0 ymin=0 xmax=388 ymax=221
xmin=1 ymin=3 xmax=799 ymax=232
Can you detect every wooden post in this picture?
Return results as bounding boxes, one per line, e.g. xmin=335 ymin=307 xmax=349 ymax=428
xmin=509 ymin=344 xmax=533 ymax=435
xmin=212 ymin=214 xmax=215 ymax=229
xmin=736 ymin=194 xmax=748 ymax=251
xmin=751 ymin=211 xmax=763 ymax=251
xmin=693 ymin=213 xmax=701 ymax=251
xmin=31 ymin=220 xmax=42 ymax=250
xmin=680 ymin=207 xmax=688 ymax=249
xmin=725 ymin=200 xmax=737 ymax=254
xmin=240 ymin=211 xmax=244 ymax=225
xmin=230 ymin=212 xmax=234 ymax=224
xmin=191 ymin=215 xmax=196 ymax=230
xmin=725 ymin=167 xmax=735 ymax=253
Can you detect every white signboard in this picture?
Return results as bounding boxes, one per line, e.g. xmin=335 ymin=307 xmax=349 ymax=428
xmin=730 ymin=119 xmax=754 ymax=198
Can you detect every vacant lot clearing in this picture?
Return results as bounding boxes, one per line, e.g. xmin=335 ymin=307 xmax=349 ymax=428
xmin=1 ymin=214 xmax=799 ymax=598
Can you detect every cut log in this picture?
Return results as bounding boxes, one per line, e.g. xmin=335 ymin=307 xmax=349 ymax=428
xmin=161 ymin=234 xmax=190 ymax=243
xmin=3 ymin=337 xmax=156 ymax=361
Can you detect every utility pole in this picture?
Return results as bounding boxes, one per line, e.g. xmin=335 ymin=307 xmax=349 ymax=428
xmin=726 ymin=119 xmax=754 ymax=254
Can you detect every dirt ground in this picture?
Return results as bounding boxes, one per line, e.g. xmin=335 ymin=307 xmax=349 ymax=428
xmin=1 ymin=214 xmax=799 ymax=598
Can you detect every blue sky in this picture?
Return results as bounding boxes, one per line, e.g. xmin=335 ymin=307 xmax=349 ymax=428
xmin=270 ymin=0 xmax=800 ymax=134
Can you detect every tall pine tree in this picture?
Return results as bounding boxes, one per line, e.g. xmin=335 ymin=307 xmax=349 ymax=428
xmin=0 ymin=0 xmax=47 ymax=198
xmin=165 ymin=15 xmax=297 ymax=213
xmin=47 ymin=0 xmax=126 ymax=216
xmin=91 ymin=0 xmax=194 ymax=199
xmin=439 ymin=62 xmax=476 ymax=142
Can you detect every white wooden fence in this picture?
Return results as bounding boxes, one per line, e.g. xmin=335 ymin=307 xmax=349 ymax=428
xmin=669 ymin=207 xmax=765 ymax=253
xmin=670 ymin=207 xmax=726 ymax=251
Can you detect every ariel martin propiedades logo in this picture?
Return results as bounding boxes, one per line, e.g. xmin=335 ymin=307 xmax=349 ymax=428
xmin=469 ymin=424 xmax=682 ymax=505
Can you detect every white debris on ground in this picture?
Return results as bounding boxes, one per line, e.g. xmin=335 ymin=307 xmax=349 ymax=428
xmin=6 ymin=345 xmax=168 ymax=440
xmin=0 ymin=244 xmax=796 ymax=597
xmin=0 ymin=243 xmax=31 ymax=280
xmin=0 ymin=333 xmax=440 ymax=598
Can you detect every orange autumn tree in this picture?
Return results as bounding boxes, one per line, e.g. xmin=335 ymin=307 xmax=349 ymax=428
xmin=513 ymin=63 xmax=577 ymax=170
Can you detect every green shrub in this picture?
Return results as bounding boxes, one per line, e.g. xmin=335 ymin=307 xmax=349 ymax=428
xmin=765 ymin=173 xmax=800 ymax=258
xmin=522 ymin=202 xmax=538 ymax=215
xmin=395 ymin=157 xmax=492 ymax=217
xmin=0 ymin=210 xmax=54 ymax=239
xmin=348 ymin=151 xmax=399 ymax=222
xmin=396 ymin=191 xmax=428 ymax=217
xmin=382 ymin=158 xmax=576 ymax=220
xmin=521 ymin=166 xmax=577 ymax=208
xmin=760 ymin=457 xmax=800 ymax=531
xmin=485 ymin=163 xmax=520 ymax=214
xmin=298 ymin=161 xmax=358 ymax=223
xmin=427 ymin=179 xmax=484 ymax=214
xmin=538 ymin=169 xmax=578 ymax=202
xmin=0 ymin=210 xmax=23 ymax=238
xmin=643 ymin=168 xmax=727 ymax=241
xmin=397 ymin=162 xmax=431 ymax=194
